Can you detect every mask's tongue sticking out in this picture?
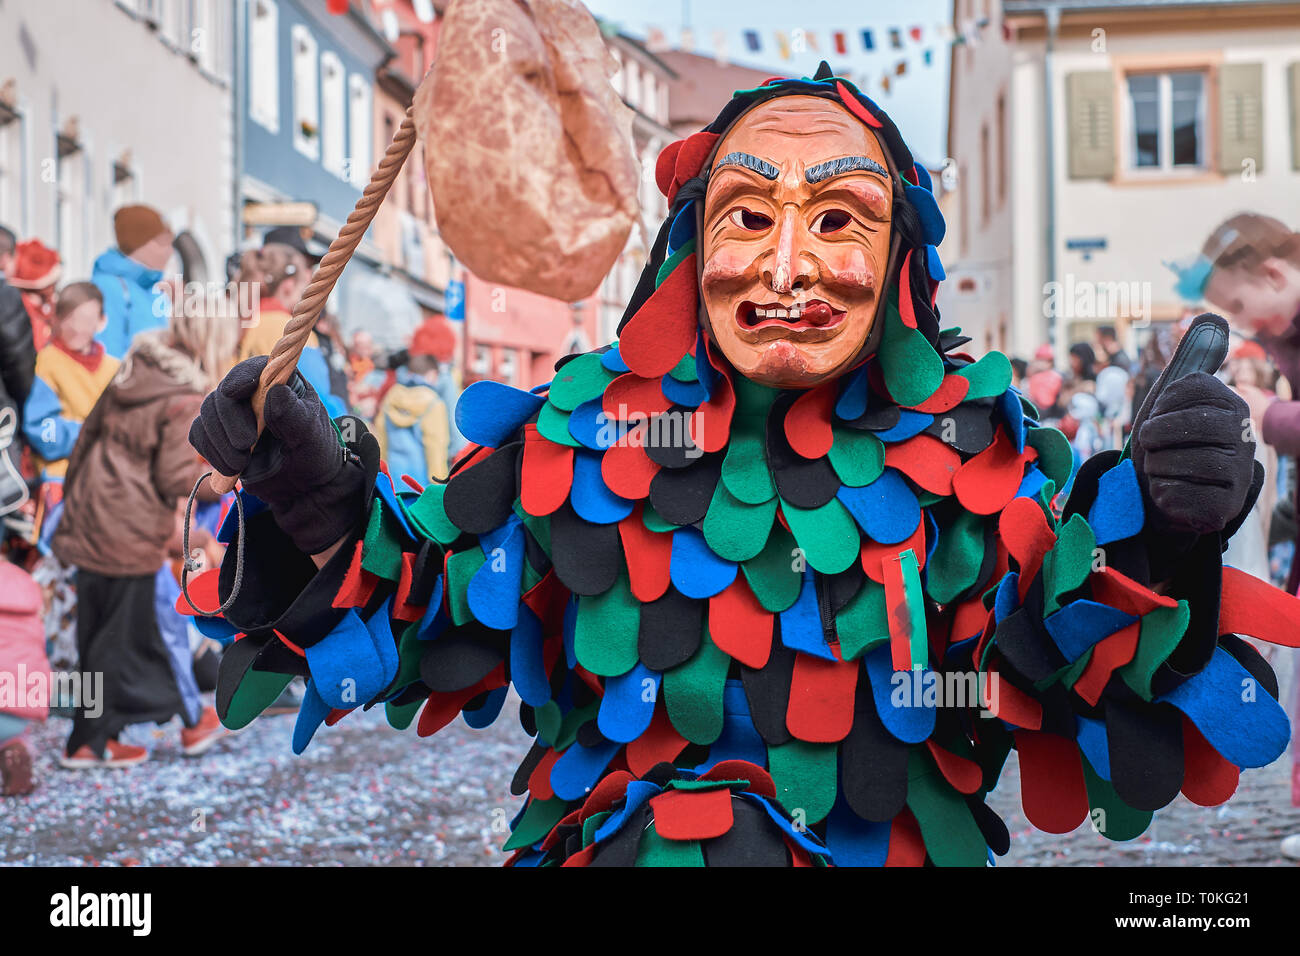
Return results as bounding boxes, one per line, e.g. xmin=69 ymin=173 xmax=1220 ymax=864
xmin=739 ymin=299 xmax=845 ymax=331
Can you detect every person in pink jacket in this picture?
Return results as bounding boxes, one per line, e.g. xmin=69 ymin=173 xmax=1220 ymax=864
xmin=0 ymin=560 xmax=50 ymax=795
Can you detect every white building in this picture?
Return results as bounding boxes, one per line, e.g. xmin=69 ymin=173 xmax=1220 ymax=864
xmin=940 ymin=0 xmax=1300 ymax=361
xmin=0 ymin=0 xmax=234 ymax=283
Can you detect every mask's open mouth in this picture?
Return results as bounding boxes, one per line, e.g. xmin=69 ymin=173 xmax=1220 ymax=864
xmin=735 ymin=299 xmax=846 ymax=334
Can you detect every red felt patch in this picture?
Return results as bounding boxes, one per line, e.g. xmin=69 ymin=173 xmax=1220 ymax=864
xmin=699 ymin=760 xmax=778 ymax=800
xmin=521 ymin=570 xmax=568 ymax=629
xmin=619 ymin=505 xmax=673 ymax=602
xmin=625 ymin=702 xmax=688 ymax=777
xmin=1090 ymin=567 xmax=1177 ymax=618
xmin=654 ymin=140 xmax=684 ymax=197
xmin=618 ymin=255 xmax=700 ymax=379
xmin=604 ymin=372 xmax=675 ymax=419
xmin=674 ymin=131 xmax=720 ymax=191
xmin=983 ymin=660 xmax=1043 ymax=729
xmin=560 ymin=843 xmax=598 ymax=867
xmin=333 ymin=539 xmax=379 ymax=609
xmin=324 ymin=707 xmax=354 ymax=727
xmin=580 ymin=769 xmax=634 ymax=821
xmin=950 ymin=597 xmax=991 ymax=644
xmin=896 ymin=250 xmax=918 ymax=329
xmin=650 ymin=786 xmax=735 ymax=840
xmin=1014 ymin=729 xmax=1089 ymax=833
xmin=174 ymin=568 xmax=222 ymax=616
xmin=836 ymin=81 xmax=882 ymax=128
xmin=905 ymin=373 xmax=969 ymax=413
xmin=273 ymin=630 xmax=306 ymax=657
xmin=998 ymin=495 xmax=1056 ymax=589
xmin=1219 ymin=565 xmax=1300 ymax=647
xmin=708 ymin=578 xmax=774 ymax=668
xmin=861 ymin=515 xmax=926 ymax=583
xmin=602 ymin=441 xmax=659 ymax=501
xmin=689 ymin=370 xmax=736 ymax=455
xmin=884 ymin=435 xmax=961 ymax=496
xmin=1072 ymin=621 xmax=1141 ymax=707
xmin=924 ymin=740 xmax=984 ymax=794
xmin=1180 ymin=715 xmax=1240 ymax=806
xmin=785 ymin=384 xmax=836 ymax=460
xmin=529 ymin=746 xmax=564 ymax=801
xmin=786 ymin=652 xmax=859 ymax=742
xmin=884 ymin=809 xmax=927 ymax=866
xmin=520 ymin=424 xmax=574 ymax=517
xmin=401 ymin=473 xmax=424 ymax=492
xmin=952 ymin=428 xmax=1032 ymax=516
xmin=392 ymin=552 xmax=425 ymax=622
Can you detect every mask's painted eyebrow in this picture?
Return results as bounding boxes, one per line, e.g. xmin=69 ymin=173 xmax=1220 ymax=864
xmin=805 ymin=155 xmax=888 ymax=184
xmin=712 ymin=151 xmax=779 ymax=180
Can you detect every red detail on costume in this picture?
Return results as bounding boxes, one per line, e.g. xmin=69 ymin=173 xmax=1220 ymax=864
xmin=602 ymin=441 xmax=659 ymax=501
xmin=655 ymin=131 xmax=720 ymax=203
xmin=520 ymin=423 xmax=574 ymax=516
xmin=573 ymin=664 xmax=605 ymax=699
xmin=274 ymin=631 xmax=306 ymax=657
xmin=1014 ymin=729 xmax=1089 ymax=833
xmin=699 ymin=759 xmax=778 ymax=799
xmin=906 ymin=373 xmax=969 ymax=413
xmin=861 ymin=515 xmax=926 ymax=583
xmin=530 ymin=746 xmax=564 ymax=801
xmin=324 ymin=708 xmax=353 ymax=726
xmin=626 ymin=702 xmax=688 ymax=777
xmin=333 ymin=539 xmax=379 ymax=609
xmin=897 ymin=250 xmax=918 ymax=329
xmin=619 ymin=504 xmax=673 ymax=602
xmin=998 ymin=495 xmax=1056 ymax=593
xmin=650 ymin=786 xmax=735 ymax=840
xmin=884 ymin=809 xmax=926 ymax=866
xmin=401 ymin=474 xmax=424 ymax=492
xmin=952 ymin=428 xmax=1035 ymax=516
xmin=416 ymin=667 xmax=505 ymax=737
xmin=1180 ymin=716 xmax=1240 ymax=806
xmin=579 ymin=769 xmax=635 ymax=821
xmin=560 ymin=844 xmax=598 ymax=867
xmin=786 ymin=652 xmax=859 ymax=742
xmin=1072 ymin=621 xmax=1141 ymax=707
xmin=689 ymin=363 xmax=736 ymax=454
xmin=1219 ymin=565 xmax=1300 ymax=647
xmin=924 ymin=740 xmax=983 ymax=794
xmin=885 ymin=434 xmax=960 ymax=496
xmin=836 ymin=81 xmax=883 ymax=128
xmin=618 ymin=255 xmax=700 ymax=379
xmin=950 ymin=597 xmax=991 ymax=645
xmin=785 ymin=384 xmax=836 ymax=459
xmin=604 ymin=372 xmax=675 ymax=419
xmin=983 ymin=660 xmax=1043 ymax=729
xmin=174 ymin=568 xmax=222 ymax=616
xmin=1090 ymin=567 xmax=1178 ymax=617
xmin=521 ymin=569 xmax=568 ymax=629
xmin=708 ymin=578 xmax=773 ymax=668
xmin=392 ymin=552 xmax=425 ymax=622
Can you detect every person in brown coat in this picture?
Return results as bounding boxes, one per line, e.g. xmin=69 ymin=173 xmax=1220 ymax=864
xmin=51 ymin=308 xmax=237 ymax=767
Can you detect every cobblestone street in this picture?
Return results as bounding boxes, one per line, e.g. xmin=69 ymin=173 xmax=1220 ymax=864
xmin=3 ymin=698 xmax=1298 ymax=867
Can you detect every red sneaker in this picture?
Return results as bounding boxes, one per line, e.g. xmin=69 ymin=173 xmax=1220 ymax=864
xmin=1 ymin=739 xmax=34 ymax=794
xmin=180 ymin=706 xmax=228 ymax=757
xmin=60 ymin=739 xmax=149 ymax=769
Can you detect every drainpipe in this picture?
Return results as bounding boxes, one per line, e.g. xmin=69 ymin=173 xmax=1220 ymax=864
xmin=1043 ymin=3 xmax=1061 ymax=364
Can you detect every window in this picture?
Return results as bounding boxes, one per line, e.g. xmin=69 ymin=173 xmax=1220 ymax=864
xmin=471 ymin=345 xmax=491 ymax=376
xmin=320 ymin=51 xmax=345 ymax=176
xmin=248 ymin=0 xmax=279 ymax=133
xmin=499 ymin=348 xmax=518 ymax=385
xmin=1126 ymin=71 xmax=1206 ymax=171
xmin=55 ymin=131 xmax=87 ymax=276
xmin=0 ymin=105 xmax=24 ymax=233
xmin=348 ymin=75 xmax=372 ymax=187
xmin=291 ymin=24 xmax=319 ymax=160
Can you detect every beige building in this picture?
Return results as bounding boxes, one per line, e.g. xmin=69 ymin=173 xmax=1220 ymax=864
xmin=940 ymin=0 xmax=1300 ymax=361
xmin=0 ymin=0 xmax=234 ymax=283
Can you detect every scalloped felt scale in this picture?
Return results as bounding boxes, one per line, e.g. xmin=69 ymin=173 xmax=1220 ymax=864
xmin=598 ymin=663 xmax=661 ymax=743
xmin=905 ymin=373 xmax=969 ymax=414
xmin=835 ymin=578 xmax=890 ymax=661
xmin=785 ymin=384 xmax=836 ymax=459
xmin=661 ymin=374 xmax=708 ymax=408
xmin=466 ymin=518 xmax=525 ymax=630
xmin=549 ymin=352 xmax=618 ymax=412
xmin=1179 ymin=716 xmax=1241 ymax=807
xmin=600 ymin=441 xmax=659 ymax=501
xmin=443 ymin=443 xmax=522 ymax=535
xmin=536 ymin=399 xmax=583 ymax=448
xmin=406 ymin=482 xmax=462 ymax=545
xmin=708 ymin=579 xmax=774 ymax=668
xmin=878 ymin=305 xmax=945 ymax=408
xmin=767 ymin=738 xmax=838 ymax=824
xmin=1014 ymin=729 xmax=1090 ymax=834
xmin=520 ymin=424 xmax=574 ymax=517
xmin=779 ymin=497 xmax=861 ymax=574
xmin=570 ymin=450 xmax=634 ymax=524
xmin=1087 ymin=457 xmax=1145 ymax=545
xmin=1025 ymin=426 xmax=1073 ymax=489
xmin=873 ymin=410 xmax=933 ymax=443
xmin=779 ymin=570 xmax=836 ymax=662
xmin=864 ymin=643 xmax=935 ymax=743
xmin=955 ymin=351 xmax=1012 ymax=401
xmin=786 ymin=652 xmax=859 ymax=743
xmin=618 ymin=254 xmax=700 ymax=379
xmin=455 ymin=379 xmax=546 ymax=448
xmin=884 ymin=434 xmax=960 ymax=496
xmin=574 ymin=573 xmax=640 ymax=677
xmin=827 ymin=425 xmax=884 ymax=487
xmin=721 ymin=428 xmax=775 ymax=503
xmin=905 ymin=754 xmax=987 ymax=866
xmin=837 ymin=469 xmax=920 ymax=545
xmin=952 ymin=429 xmax=1029 ymax=517
xmin=741 ymin=523 xmax=804 ymax=613
xmin=670 ymin=525 xmax=738 ymax=599
xmin=702 ymin=481 xmax=777 ymax=562
xmin=926 ymin=509 xmax=984 ymax=605
xmin=663 ymin=628 xmax=730 ymax=744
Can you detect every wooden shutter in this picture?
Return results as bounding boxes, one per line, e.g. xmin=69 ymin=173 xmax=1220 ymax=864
xmin=1066 ymin=71 xmax=1115 ymax=180
xmin=1290 ymin=63 xmax=1300 ymax=171
xmin=1218 ymin=63 xmax=1264 ymax=174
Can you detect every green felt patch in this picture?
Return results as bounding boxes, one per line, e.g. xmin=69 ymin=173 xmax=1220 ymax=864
xmin=582 ymin=809 xmax=612 ymax=847
xmin=1038 ymin=479 xmax=1057 ymax=517
xmin=878 ymin=297 xmax=945 ymax=407
xmin=1120 ymin=601 xmax=1189 ymax=701
xmin=828 ymin=425 xmax=885 ymax=487
xmin=667 ymin=352 xmax=699 ymax=383
xmin=916 ymin=490 xmax=946 ymax=509
xmin=928 ymin=510 xmax=985 ymax=605
xmin=223 ymin=668 xmax=292 ymax=731
xmin=636 ymin=823 xmax=706 ymax=865
xmin=1043 ymin=513 xmax=1096 ymax=616
xmin=574 ymin=573 xmax=641 ymax=677
xmin=642 ymin=501 xmax=682 ymax=533
xmin=1026 ymin=427 xmax=1073 ymax=489
xmin=446 ymin=547 xmax=488 ymax=626
xmin=549 ymin=352 xmax=615 ymax=412
xmin=1081 ymin=759 xmax=1153 ymax=842
xmin=741 ymin=523 xmax=804 ymax=612
xmin=535 ymin=700 xmax=562 ymax=746
xmin=655 ymin=238 xmax=696 ymax=287
xmin=703 ymin=482 xmax=776 ymax=562
xmin=906 ymin=750 xmax=987 ymax=866
xmin=767 ymin=739 xmax=837 ymax=824
xmin=408 ymin=482 xmax=462 ymax=545
xmin=537 ymin=400 xmax=583 ymax=448
xmin=514 ymin=503 xmax=552 ymax=558
xmin=730 ymin=375 xmax=781 ymax=421
xmin=721 ymin=428 xmax=776 ymax=504
xmin=503 ymin=796 xmax=569 ymax=851
xmin=663 ymin=628 xmax=729 ymax=745
xmin=362 ymin=499 xmax=407 ymax=581
xmin=555 ymin=700 xmax=600 ymax=751
xmin=392 ymin=621 xmax=425 ymax=692
xmin=955 ymin=351 xmax=1012 ymax=401
xmin=780 ymin=498 xmax=860 ymax=574
xmin=385 ymin=696 xmax=422 ymax=731
xmin=836 ymin=578 xmax=890 ymax=660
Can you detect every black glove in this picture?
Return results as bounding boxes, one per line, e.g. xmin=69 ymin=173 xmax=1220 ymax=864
xmin=1132 ymin=370 xmax=1255 ymax=536
xmin=189 ymin=356 xmax=367 ymax=555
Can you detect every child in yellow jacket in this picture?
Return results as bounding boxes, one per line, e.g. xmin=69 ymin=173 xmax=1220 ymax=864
xmin=373 ymin=350 xmax=450 ymax=486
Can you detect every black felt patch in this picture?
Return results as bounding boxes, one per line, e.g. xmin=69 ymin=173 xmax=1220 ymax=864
xmin=643 ymin=407 xmax=702 ymax=469
xmin=639 ymin=585 xmax=704 ymax=671
xmin=511 ymin=742 xmax=547 ymax=796
xmin=407 ymin=538 xmax=442 ymax=607
xmin=419 ymin=623 xmax=508 ymax=692
xmin=1106 ymin=698 xmax=1184 ymax=811
xmin=741 ymin=633 xmax=796 ymax=746
xmin=1218 ymin=634 xmax=1279 ymax=701
xmin=649 ymin=453 xmax=723 ymax=526
xmin=1163 ymin=534 xmax=1223 ymax=678
xmin=576 ymin=719 xmax=606 ymax=748
xmin=994 ymin=608 xmax=1065 ymax=683
xmin=549 ymin=500 xmax=622 ymax=596
xmin=216 ymin=631 xmax=270 ymax=723
xmin=967 ymin=797 xmax=1009 ymax=856
xmin=443 ymin=441 xmax=522 ymax=535
xmin=827 ymin=562 xmax=867 ymax=612
xmin=841 ymin=676 xmax=910 ymax=821
xmin=767 ymin=396 xmax=840 ymax=508
xmin=923 ymin=404 xmax=994 ymax=455
xmin=587 ymin=803 xmax=650 ymax=867
xmin=702 ymin=797 xmax=791 ymax=866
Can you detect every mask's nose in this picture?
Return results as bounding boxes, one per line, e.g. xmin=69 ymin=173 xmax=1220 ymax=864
xmin=761 ymin=207 xmax=819 ymax=296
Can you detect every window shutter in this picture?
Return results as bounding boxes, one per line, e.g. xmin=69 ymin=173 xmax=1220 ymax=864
xmin=1066 ymin=71 xmax=1115 ymax=180
xmin=1290 ymin=62 xmax=1300 ymax=171
xmin=1217 ymin=63 xmax=1263 ymax=174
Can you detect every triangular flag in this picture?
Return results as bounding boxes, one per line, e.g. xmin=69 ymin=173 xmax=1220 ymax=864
xmin=889 ymin=27 xmax=902 ymax=49
xmin=833 ymin=30 xmax=848 ymax=55
xmin=745 ymin=29 xmax=761 ymax=52
xmin=646 ymin=26 xmax=668 ymax=51
xmin=861 ymin=29 xmax=874 ymax=50
xmin=711 ymin=29 xmax=729 ymax=64
xmin=910 ymin=26 xmax=923 ymax=42
xmin=776 ymin=30 xmax=791 ymax=59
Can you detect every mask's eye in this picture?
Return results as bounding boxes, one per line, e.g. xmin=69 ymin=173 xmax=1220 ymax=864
xmin=729 ymin=208 xmax=773 ymax=231
xmin=811 ymin=209 xmax=852 ymax=234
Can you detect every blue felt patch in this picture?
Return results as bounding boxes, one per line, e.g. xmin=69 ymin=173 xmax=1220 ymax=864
xmin=563 ymin=596 xmax=578 ymax=670
xmin=998 ymin=388 xmax=1027 ymax=453
xmin=874 ymin=410 xmax=934 ymax=442
xmin=1015 ymin=467 xmax=1048 ymax=501
xmin=669 ymin=526 xmax=738 ymax=598
xmin=216 ymin=490 xmax=269 ymax=544
xmin=694 ymin=328 xmax=718 ymax=401
xmin=468 ymin=517 xmax=525 ymax=630
xmin=864 ymin=643 xmax=936 ymax=743
xmin=456 ymin=380 xmax=546 ymax=448
xmin=567 ymin=397 xmax=625 ymax=450
xmin=1159 ymin=646 xmax=1291 ymax=769
xmin=364 ymin=597 xmax=400 ymax=685
xmin=779 ymin=569 xmax=837 ymax=661
xmin=661 ymin=372 xmax=708 ymax=408
xmin=667 ymin=200 xmax=696 ymax=256
xmin=597 ymin=662 xmax=660 ymax=743
xmin=739 ymin=792 xmax=833 ymax=860
xmin=912 ymin=164 xmax=934 ymax=192
xmin=834 ymin=365 xmax=871 ymax=422
xmin=417 ymin=586 xmax=448 ymax=641
xmin=600 ymin=347 xmax=630 ymax=374
xmin=291 ymin=679 xmax=332 ymax=754
xmin=304 ymin=608 xmax=393 ymax=709
xmin=510 ymin=606 xmax=551 ymax=708
xmin=1075 ymin=715 xmax=1111 ymax=781
xmin=993 ymin=571 xmax=1020 ymax=623
xmin=373 ymin=470 xmax=417 ymax=540
xmin=837 ymin=469 xmax=920 ymax=545
xmin=924 ymin=509 xmax=940 ymax=567
xmin=925 ymin=244 xmax=946 ymax=281
xmin=594 ymin=779 xmax=662 ymax=843
xmin=825 ymin=797 xmax=890 ymax=866
xmin=550 ymin=737 xmax=622 ymax=801
xmin=462 ymin=685 xmax=508 ymax=729
xmin=570 ymin=450 xmax=634 ymax=524
xmin=694 ymin=712 xmax=769 ymax=773
xmin=1087 ymin=457 xmax=1146 ymax=546
xmin=1043 ymin=599 xmax=1136 ymax=661
xmin=903 ymin=182 xmax=946 ymax=246
xmin=192 ymin=612 xmax=238 ymax=643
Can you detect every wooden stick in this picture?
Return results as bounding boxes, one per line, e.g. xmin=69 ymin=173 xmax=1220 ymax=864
xmin=209 ymin=106 xmax=418 ymax=494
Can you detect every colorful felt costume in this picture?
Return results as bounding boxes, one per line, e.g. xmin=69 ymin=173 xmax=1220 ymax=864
xmin=185 ymin=71 xmax=1300 ymax=867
